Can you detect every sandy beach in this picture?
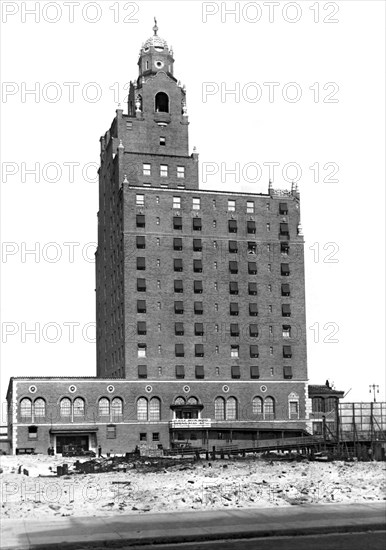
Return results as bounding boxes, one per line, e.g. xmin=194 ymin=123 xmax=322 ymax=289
xmin=1 ymin=454 xmax=385 ymax=520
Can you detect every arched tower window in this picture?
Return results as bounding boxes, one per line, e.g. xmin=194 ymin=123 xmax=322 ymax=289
xmin=214 ymin=397 xmax=225 ymax=420
xmin=98 ymin=397 xmax=110 ymax=416
xmin=155 ymin=92 xmax=169 ymax=113
xmin=252 ymin=396 xmax=263 ymax=418
xmin=149 ymin=397 xmax=161 ymax=421
xmin=60 ymin=398 xmax=71 ymax=417
xmin=73 ymin=397 xmax=85 ymax=416
xmin=137 ymin=397 xmax=148 ymax=421
xmin=34 ymin=398 xmax=46 ymax=417
xmin=20 ymin=398 xmax=32 ymax=418
xmin=226 ymin=397 xmax=237 ymax=420
xmin=112 ymin=397 xmax=123 ymax=418
xmin=264 ymin=397 xmax=275 ymax=420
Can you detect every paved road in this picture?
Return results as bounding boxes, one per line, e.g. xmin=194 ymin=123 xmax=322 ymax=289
xmin=2 ymin=502 xmax=385 ymax=549
xmin=86 ymin=531 xmax=386 ymax=550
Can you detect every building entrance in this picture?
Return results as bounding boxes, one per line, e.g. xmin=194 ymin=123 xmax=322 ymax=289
xmin=56 ymin=435 xmax=89 ymax=454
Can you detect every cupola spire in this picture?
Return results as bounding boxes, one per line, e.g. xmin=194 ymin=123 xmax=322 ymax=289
xmin=153 ymin=17 xmax=158 ymax=36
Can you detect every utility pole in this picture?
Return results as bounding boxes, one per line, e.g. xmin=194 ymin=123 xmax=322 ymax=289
xmin=369 ymin=384 xmax=380 ymax=402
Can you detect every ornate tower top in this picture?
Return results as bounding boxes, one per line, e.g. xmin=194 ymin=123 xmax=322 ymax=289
xmin=141 ymin=18 xmax=169 ymax=54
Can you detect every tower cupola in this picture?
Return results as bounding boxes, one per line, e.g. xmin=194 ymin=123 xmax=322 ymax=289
xmin=138 ymin=19 xmax=175 ymax=81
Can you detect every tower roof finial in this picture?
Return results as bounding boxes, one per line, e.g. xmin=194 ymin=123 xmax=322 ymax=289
xmin=153 ymin=17 xmax=158 ymax=35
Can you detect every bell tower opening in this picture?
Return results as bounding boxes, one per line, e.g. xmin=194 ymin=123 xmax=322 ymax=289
xmin=155 ymin=92 xmax=169 ymax=113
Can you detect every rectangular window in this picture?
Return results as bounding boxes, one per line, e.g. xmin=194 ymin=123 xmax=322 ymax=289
xmin=160 ymin=165 xmax=168 ymax=177
xmin=193 ymin=218 xmax=202 ymax=231
xmin=136 ymin=194 xmax=145 ymax=206
xmin=313 ymin=422 xmax=323 ymax=435
xmin=248 ymin=262 xmax=257 ymax=275
xmin=174 ymin=258 xmax=183 ymax=272
xmin=281 ymin=263 xmax=290 ymax=276
xmin=138 ymin=365 xmax=147 ymax=379
xmin=136 ymin=236 xmax=146 ymax=249
xmin=194 ymin=322 xmax=204 ymax=336
xmin=247 ymin=242 xmax=257 ymax=255
xmin=177 ymin=166 xmax=185 ymax=178
xmin=28 ymin=426 xmax=38 ymax=440
xmin=281 ymin=284 xmax=290 ymax=297
xmin=279 ymin=202 xmax=288 ymax=215
xmin=289 ymin=401 xmax=299 ymax=419
xmin=137 ymin=300 xmax=146 ymax=313
xmin=229 ymin=261 xmax=238 ymax=274
xmin=250 ymin=366 xmax=260 ymax=379
xmin=231 ymin=365 xmax=240 ymax=379
xmin=230 ymin=302 xmax=239 ymax=316
xmin=249 ymin=303 xmax=258 ymax=316
xmin=229 ymin=240 xmax=238 ymax=253
xmin=250 ymin=345 xmax=259 ymax=358
xmin=231 ymin=345 xmax=239 ymax=358
xmin=283 ymin=366 xmax=293 ymax=379
xmin=173 ymin=216 xmax=182 ymax=230
xmin=281 ymin=242 xmax=290 ymax=255
xmin=175 ymin=365 xmax=185 ymax=379
xmin=136 ymin=214 xmax=145 ymax=228
xmin=140 ymin=432 xmax=147 ymax=441
xmin=175 ymin=343 xmax=185 ymax=357
xmin=247 ymin=220 xmax=256 ymax=234
xmin=283 ymin=325 xmax=291 ymax=338
xmin=194 ymin=302 xmax=203 ymax=314
xmin=193 ymin=239 xmax=202 ymax=251
xmin=194 ymin=280 xmax=203 ymax=293
xmin=195 ymin=344 xmax=204 ymax=357
xmin=248 ymin=282 xmax=257 ymax=296
xmin=138 ymin=343 xmax=146 ymax=358
xmin=283 ymin=345 xmax=292 ymax=358
xmin=106 ymin=425 xmax=116 ymax=439
xmin=174 ymin=279 xmax=183 ymax=293
xmin=247 ymin=201 xmax=254 ymax=213
xmin=160 ymin=136 xmax=166 ymax=146
xmin=282 ymin=304 xmax=291 ymax=317
xmin=174 ymin=237 xmax=183 ymax=250
xmin=192 ymin=197 xmax=201 ymax=210
xmin=249 ymin=324 xmax=258 ymax=337
xmin=228 ymin=219 xmax=237 ymax=233
xmin=174 ymin=301 xmax=184 ymax=314
xmin=230 ymin=323 xmax=240 ymax=337
xmin=193 ymin=259 xmax=203 ymax=272
xmin=173 ymin=196 xmax=181 ymax=209
xmin=195 ymin=365 xmax=205 ymax=379
xmin=136 ymin=257 xmax=146 ymax=270
xmin=228 ymin=199 xmax=236 ymax=212
xmin=152 ymin=433 xmax=160 ymax=442
xmin=175 ymin=322 xmax=184 ymax=336
xmin=229 ymin=281 xmax=239 ymax=295
xmin=137 ymin=278 xmax=146 ymax=292
xmin=137 ymin=321 xmax=147 ymax=335
xmin=280 ymin=223 xmax=289 ymax=237
xmin=142 ymin=164 xmax=151 ymax=177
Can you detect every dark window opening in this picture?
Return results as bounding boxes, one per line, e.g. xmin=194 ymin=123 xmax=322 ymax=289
xmin=155 ymin=92 xmax=169 ymax=113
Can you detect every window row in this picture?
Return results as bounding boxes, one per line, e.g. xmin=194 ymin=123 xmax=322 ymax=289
xmin=136 ymin=283 xmax=291 ymax=297
xmin=139 ymin=165 xmax=185 ymax=180
xmin=136 ymin=237 xmax=290 ymax=256
xmin=137 ymin=195 xmax=289 ymax=215
xmin=137 ymin=364 xmax=293 ymax=380
xmin=311 ymin=397 xmax=338 ymax=413
xmin=136 ymin=323 xmax=292 ymax=339
xmin=137 ymin=216 xmax=290 ymax=237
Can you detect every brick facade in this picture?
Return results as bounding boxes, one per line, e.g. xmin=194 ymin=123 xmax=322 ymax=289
xmin=6 ymin=24 xmax=311 ymax=454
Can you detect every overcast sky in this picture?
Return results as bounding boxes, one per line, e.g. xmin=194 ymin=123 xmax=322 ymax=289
xmin=1 ymin=0 xmax=385 ymax=416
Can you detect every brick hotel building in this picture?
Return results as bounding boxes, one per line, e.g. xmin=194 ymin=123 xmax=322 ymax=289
xmin=6 ymin=23 xmax=311 ymax=454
